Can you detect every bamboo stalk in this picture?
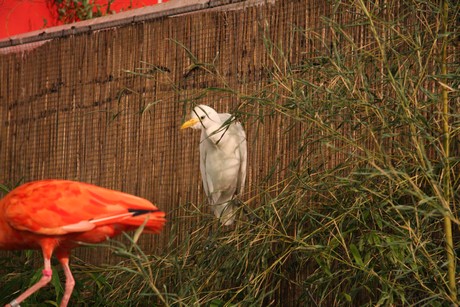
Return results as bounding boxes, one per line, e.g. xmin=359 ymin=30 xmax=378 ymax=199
xmin=440 ymin=0 xmax=456 ymax=303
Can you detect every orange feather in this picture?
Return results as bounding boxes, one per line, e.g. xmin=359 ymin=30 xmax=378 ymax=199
xmin=0 ymin=179 xmax=166 ymax=307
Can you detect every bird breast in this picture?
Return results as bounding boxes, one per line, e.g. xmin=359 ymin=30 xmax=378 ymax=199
xmin=202 ymin=145 xmax=241 ymax=189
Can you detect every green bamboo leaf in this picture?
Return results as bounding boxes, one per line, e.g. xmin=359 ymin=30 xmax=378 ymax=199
xmin=349 ymin=243 xmax=364 ymax=267
xmin=343 ymin=292 xmax=352 ymax=302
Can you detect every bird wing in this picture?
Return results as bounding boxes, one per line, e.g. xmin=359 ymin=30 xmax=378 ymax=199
xmin=215 ymin=113 xmax=247 ymax=196
xmin=234 ymin=121 xmax=247 ymax=195
xmin=3 ymin=180 xmax=165 ymax=235
xmin=199 ymin=130 xmax=212 ymax=200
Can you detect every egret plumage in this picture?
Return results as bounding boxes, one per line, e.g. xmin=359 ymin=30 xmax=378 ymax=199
xmin=181 ymin=104 xmax=247 ymax=226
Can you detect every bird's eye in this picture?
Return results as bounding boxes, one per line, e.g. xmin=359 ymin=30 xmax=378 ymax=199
xmin=200 ymin=115 xmax=206 ymax=120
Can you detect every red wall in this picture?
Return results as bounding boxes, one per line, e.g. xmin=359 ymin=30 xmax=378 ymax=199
xmin=0 ymin=0 xmax=166 ymax=39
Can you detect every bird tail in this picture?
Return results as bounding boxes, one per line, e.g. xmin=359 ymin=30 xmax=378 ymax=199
xmin=213 ymin=202 xmax=235 ymax=226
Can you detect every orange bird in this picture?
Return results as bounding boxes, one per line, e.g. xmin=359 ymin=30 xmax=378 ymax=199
xmin=0 ymin=179 xmax=166 ymax=307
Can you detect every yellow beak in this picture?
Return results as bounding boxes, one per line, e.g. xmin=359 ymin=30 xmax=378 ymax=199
xmin=181 ymin=118 xmax=200 ymax=129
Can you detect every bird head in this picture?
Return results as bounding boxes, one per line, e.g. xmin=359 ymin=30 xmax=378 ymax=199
xmin=181 ymin=105 xmax=220 ymax=130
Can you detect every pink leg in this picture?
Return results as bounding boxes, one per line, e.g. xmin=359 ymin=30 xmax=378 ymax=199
xmin=56 ymin=250 xmax=75 ymax=307
xmin=8 ymin=258 xmax=53 ymax=306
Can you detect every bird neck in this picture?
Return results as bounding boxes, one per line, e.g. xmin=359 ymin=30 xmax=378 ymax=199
xmin=204 ymin=123 xmax=228 ymax=145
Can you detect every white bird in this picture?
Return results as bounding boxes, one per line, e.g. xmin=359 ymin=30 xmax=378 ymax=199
xmin=181 ymin=104 xmax=247 ymax=226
